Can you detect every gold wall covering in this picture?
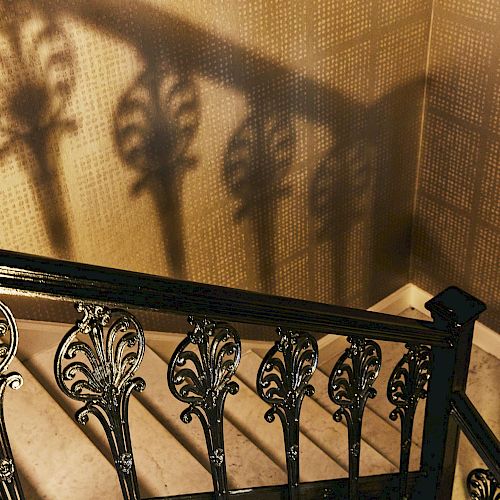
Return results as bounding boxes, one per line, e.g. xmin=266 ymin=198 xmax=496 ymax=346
xmin=412 ymin=0 xmax=500 ymax=331
xmin=1 ymin=1 xmax=497 ymax=332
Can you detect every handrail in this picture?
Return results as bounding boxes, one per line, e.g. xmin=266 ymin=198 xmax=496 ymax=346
xmin=450 ymin=391 xmax=500 ymax=481
xmin=0 ymin=249 xmax=449 ymax=345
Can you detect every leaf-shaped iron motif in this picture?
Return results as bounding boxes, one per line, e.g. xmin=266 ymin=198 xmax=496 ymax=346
xmin=168 ymin=317 xmax=241 ymax=497
xmin=55 ymin=303 xmax=145 ymax=500
xmin=387 ymin=343 xmax=431 ymax=499
xmin=467 ymin=469 xmax=499 ymax=500
xmin=0 ymin=301 xmax=24 ymax=499
xmin=328 ymin=336 xmax=381 ymax=500
xmin=257 ymin=328 xmax=318 ymax=497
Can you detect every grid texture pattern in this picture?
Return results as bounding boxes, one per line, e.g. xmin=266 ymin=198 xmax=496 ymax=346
xmin=0 ymin=0 xmax=432 ymax=319
xmin=412 ymin=0 xmax=500 ymax=331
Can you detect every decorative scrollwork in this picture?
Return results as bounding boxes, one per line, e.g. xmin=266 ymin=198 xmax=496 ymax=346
xmin=388 ymin=344 xmax=431 ymax=499
xmin=257 ymin=328 xmax=318 ymax=497
xmin=55 ymin=303 xmax=146 ymax=500
xmin=0 ymin=301 xmax=25 ymax=499
xmin=328 ymin=336 xmax=381 ymax=500
xmin=467 ymin=469 xmax=499 ymax=500
xmin=168 ymin=317 xmax=241 ymax=497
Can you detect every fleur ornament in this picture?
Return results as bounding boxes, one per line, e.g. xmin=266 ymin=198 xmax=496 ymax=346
xmin=168 ymin=317 xmax=241 ymax=497
xmin=257 ymin=328 xmax=318 ymax=496
xmin=55 ymin=303 xmax=145 ymax=500
xmin=329 ymin=336 xmax=381 ymax=500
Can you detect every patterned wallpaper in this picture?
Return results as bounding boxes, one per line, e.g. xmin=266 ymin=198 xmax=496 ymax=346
xmin=0 ymin=0 xmax=432 ymax=314
xmin=412 ymin=0 xmax=500 ymax=331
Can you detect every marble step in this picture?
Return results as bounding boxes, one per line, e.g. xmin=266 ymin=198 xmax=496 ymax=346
xmin=4 ymin=357 xmax=120 ymax=499
xmin=318 ymin=344 xmax=421 ymax=470
xmin=223 ymin=353 xmax=346 ymax=482
xmin=24 ymin=348 xmax=213 ymax=498
xmin=238 ymin=351 xmax=396 ymax=476
xmin=134 ymin=346 xmax=287 ymax=489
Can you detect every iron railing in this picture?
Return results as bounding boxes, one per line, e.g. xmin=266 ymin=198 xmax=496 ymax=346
xmin=0 ymin=249 xmax=498 ymax=499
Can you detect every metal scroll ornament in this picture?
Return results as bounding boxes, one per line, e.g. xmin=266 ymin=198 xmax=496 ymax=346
xmin=257 ymin=328 xmax=318 ymax=498
xmin=0 ymin=301 xmax=24 ymax=499
xmin=168 ymin=317 xmax=241 ymax=498
xmin=55 ymin=303 xmax=146 ymax=500
xmin=387 ymin=343 xmax=431 ymax=500
xmin=467 ymin=469 xmax=499 ymax=500
xmin=329 ymin=337 xmax=382 ymax=500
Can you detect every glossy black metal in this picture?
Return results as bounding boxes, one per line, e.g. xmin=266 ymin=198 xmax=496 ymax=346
xmin=168 ymin=317 xmax=241 ymax=498
xmin=143 ymin=471 xmax=424 ymax=500
xmin=417 ymin=287 xmax=486 ymax=499
xmin=450 ymin=392 xmax=500 ymax=481
xmin=387 ymin=343 xmax=431 ymax=499
xmin=0 ymin=249 xmax=449 ymax=346
xmin=257 ymin=328 xmax=318 ymax=499
xmin=0 ymin=301 xmax=25 ymax=500
xmin=467 ymin=469 xmax=499 ymax=500
xmin=329 ymin=336 xmax=382 ymax=500
xmin=54 ymin=303 xmax=146 ymax=499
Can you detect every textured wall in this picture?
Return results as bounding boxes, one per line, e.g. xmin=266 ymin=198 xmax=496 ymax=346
xmin=0 ymin=0 xmax=431 ymax=311
xmin=411 ymin=0 xmax=500 ymax=331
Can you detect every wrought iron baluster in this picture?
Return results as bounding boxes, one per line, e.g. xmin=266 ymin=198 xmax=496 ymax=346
xmin=167 ymin=317 xmax=241 ymax=498
xmin=54 ymin=303 xmax=145 ymax=500
xmin=0 ymin=301 xmax=24 ymax=500
xmin=467 ymin=469 xmax=498 ymax=499
xmin=328 ymin=336 xmax=381 ymax=500
xmin=256 ymin=328 xmax=318 ymax=499
xmin=387 ymin=343 xmax=431 ymax=499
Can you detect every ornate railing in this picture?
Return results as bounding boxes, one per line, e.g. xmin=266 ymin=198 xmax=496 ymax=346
xmin=0 ymin=249 xmax=498 ymax=499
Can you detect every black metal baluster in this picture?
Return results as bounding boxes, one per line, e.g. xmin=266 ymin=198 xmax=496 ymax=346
xmin=167 ymin=317 xmax=241 ymax=498
xmin=387 ymin=343 xmax=431 ymax=499
xmin=328 ymin=336 xmax=381 ymax=500
xmin=467 ymin=469 xmax=498 ymax=499
xmin=54 ymin=303 xmax=146 ymax=500
xmin=0 ymin=301 xmax=24 ymax=500
xmin=256 ymin=328 xmax=318 ymax=500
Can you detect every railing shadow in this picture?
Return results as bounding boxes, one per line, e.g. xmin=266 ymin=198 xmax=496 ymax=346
xmin=114 ymin=62 xmax=200 ymax=279
xmin=0 ymin=0 xmax=76 ymax=259
xmin=0 ymin=0 xmax=428 ymax=307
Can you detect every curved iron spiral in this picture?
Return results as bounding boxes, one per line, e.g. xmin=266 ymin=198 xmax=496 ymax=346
xmin=328 ymin=336 xmax=381 ymax=500
xmin=54 ymin=303 xmax=145 ymax=500
xmin=467 ymin=469 xmax=499 ymax=500
xmin=257 ymin=328 xmax=318 ymax=498
xmin=0 ymin=300 xmax=24 ymax=499
xmin=168 ymin=317 xmax=241 ymax=497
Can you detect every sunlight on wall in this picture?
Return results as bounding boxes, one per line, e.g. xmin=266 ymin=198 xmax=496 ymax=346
xmin=0 ymin=0 xmax=431 ymax=310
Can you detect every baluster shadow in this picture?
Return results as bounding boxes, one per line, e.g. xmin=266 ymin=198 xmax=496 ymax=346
xmin=114 ymin=61 xmax=200 ymax=279
xmin=0 ymin=0 xmax=77 ymax=259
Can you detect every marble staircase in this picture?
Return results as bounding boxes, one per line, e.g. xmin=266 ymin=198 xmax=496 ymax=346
xmin=4 ymin=308 xmax=497 ymax=499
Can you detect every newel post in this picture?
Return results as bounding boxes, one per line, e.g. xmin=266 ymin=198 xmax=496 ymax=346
xmin=416 ymin=286 xmax=486 ymax=499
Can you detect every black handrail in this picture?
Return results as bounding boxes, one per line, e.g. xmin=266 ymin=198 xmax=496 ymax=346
xmin=451 ymin=391 xmax=500 ymax=481
xmin=0 ymin=249 xmax=448 ymax=345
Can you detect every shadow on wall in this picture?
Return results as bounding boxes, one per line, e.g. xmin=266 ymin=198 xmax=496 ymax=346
xmin=0 ymin=0 xmax=76 ymax=260
xmin=114 ymin=64 xmax=200 ymax=279
xmin=224 ymin=102 xmax=296 ymax=294
xmin=0 ymin=0 xmax=426 ymax=306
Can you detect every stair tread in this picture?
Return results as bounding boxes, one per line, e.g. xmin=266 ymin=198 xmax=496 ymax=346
xmin=25 ymin=348 xmax=213 ymax=498
xmin=136 ymin=346 xmax=287 ymax=489
xmin=5 ymin=357 xmax=120 ymax=500
xmin=239 ymin=351 xmax=397 ymax=476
